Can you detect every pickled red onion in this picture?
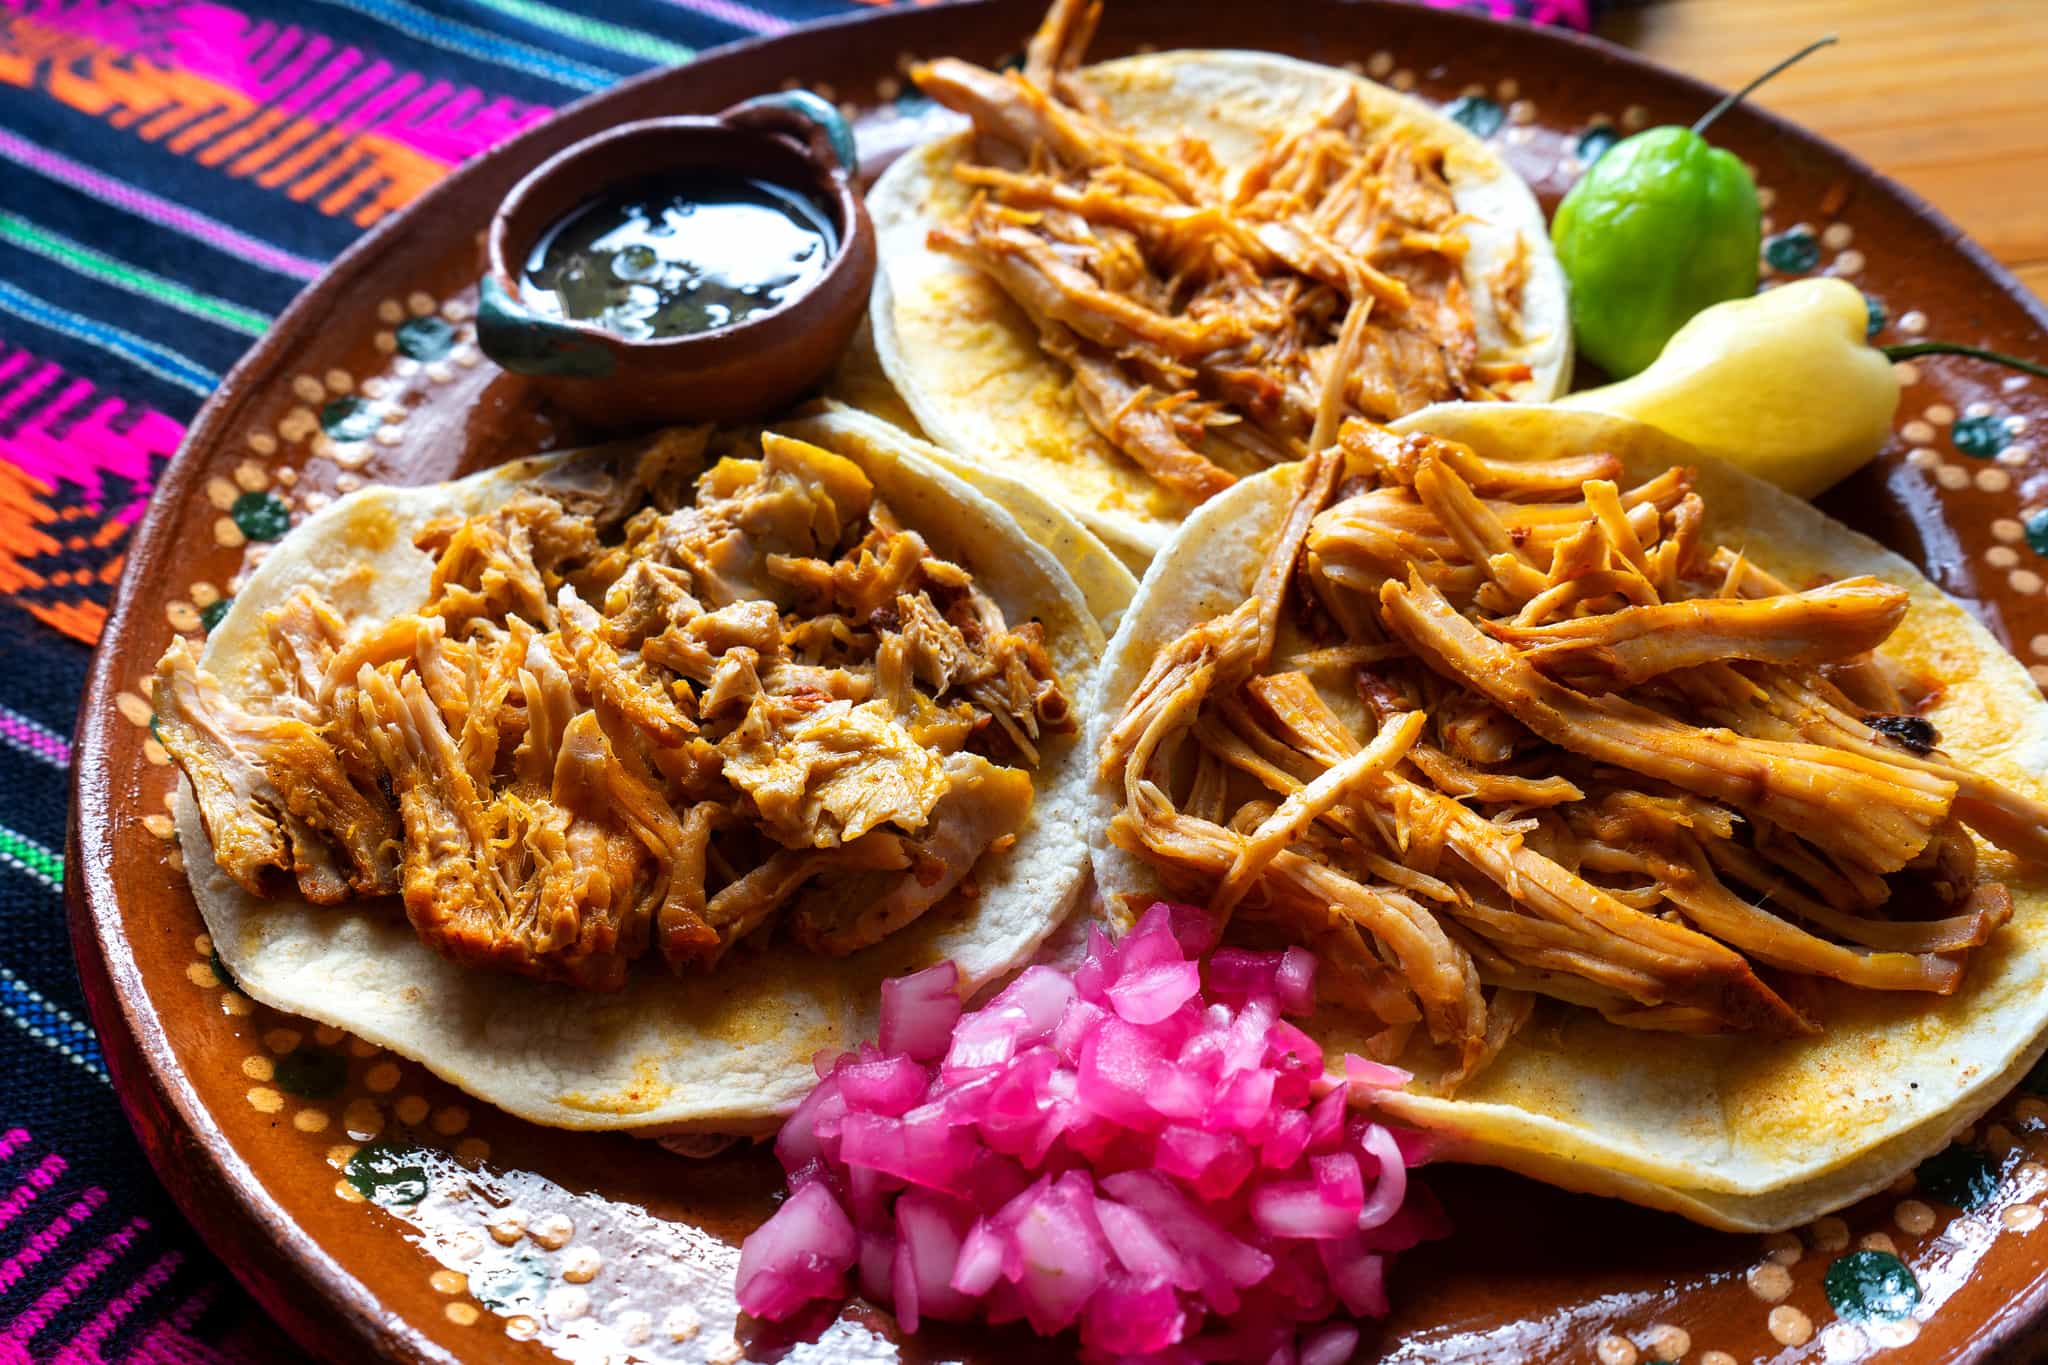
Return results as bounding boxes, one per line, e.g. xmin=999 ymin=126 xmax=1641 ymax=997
xmin=736 ymin=903 xmax=1445 ymax=1361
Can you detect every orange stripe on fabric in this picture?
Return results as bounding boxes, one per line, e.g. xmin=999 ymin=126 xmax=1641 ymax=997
xmin=317 ymin=164 xmax=384 ymax=217
xmin=1 ymin=16 xmax=456 ymax=227
xmin=286 ymin=149 xmax=369 ymax=204
xmin=0 ymin=464 xmax=60 ymax=598
xmin=197 ymin=107 xmax=290 ymax=169
xmin=249 ymin=121 xmax=350 ymax=188
xmin=164 ymin=104 xmax=246 ymax=156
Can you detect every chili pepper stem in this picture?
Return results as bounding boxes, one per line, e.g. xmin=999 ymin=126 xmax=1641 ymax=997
xmin=1692 ymin=36 xmax=1839 ymax=136
xmin=1882 ymin=341 xmax=2048 ymax=382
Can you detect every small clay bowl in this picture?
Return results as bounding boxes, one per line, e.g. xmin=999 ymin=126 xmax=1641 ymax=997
xmin=477 ymin=91 xmax=875 ymax=429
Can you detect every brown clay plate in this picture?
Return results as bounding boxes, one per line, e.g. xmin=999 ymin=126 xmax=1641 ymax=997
xmin=65 ymin=2 xmax=2048 ymax=1361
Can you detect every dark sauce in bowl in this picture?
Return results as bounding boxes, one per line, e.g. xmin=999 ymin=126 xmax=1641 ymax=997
xmin=520 ymin=175 xmax=837 ymax=341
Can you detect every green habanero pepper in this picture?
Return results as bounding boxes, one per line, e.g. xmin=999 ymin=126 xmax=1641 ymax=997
xmin=1552 ymin=38 xmax=1836 ymax=380
xmin=1553 ymin=128 xmax=1759 ymax=379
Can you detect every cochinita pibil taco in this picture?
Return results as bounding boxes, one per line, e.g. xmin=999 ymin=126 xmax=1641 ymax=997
xmin=868 ymin=0 xmax=1571 ymax=566
xmin=1086 ymin=403 xmax=2048 ymax=1232
xmin=154 ymin=409 xmax=1103 ymax=1134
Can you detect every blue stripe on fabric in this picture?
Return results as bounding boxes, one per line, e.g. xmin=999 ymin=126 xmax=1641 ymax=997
xmin=0 ymin=175 xmax=301 ymax=321
xmin=0 ymin=280 xmax=219 ymax=399
xmin=0 ymin=967 xmax=108 ymax=1083
xmin=302 ymin=0 xmax=622 ymax=92
xmin=0 ymin=94 xmax=340 ymax=279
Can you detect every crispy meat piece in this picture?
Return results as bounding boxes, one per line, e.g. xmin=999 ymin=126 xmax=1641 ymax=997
xmin=416 ymin=492 xmax=596 ymax=631
xmin=1063 ymin=334 xmax=1237 ymax=502
xmin=719 ymin=695 xmax=951 ymax=848
xmin=552 ymin=710 xmax=716 ymax=966
xmin=357 ymin=666 xmax=647 ymax=990
xmin=704 ymin=834 xmax=910 ymax=954
xmin=156 ymin=640 xmax=398 ymax=902
xmin=555 ymin=586 xmax=696 ymax=747
xmin=791 ymin=752 xmax=1035 ymax=953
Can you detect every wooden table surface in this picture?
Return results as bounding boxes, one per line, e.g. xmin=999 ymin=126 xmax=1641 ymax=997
xmin=1607 ymin=0 xmax=2048 ymax=305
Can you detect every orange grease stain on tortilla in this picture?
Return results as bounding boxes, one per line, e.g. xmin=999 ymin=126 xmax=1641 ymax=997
xmin=341 ymin=497 xmax=400 ymax=553
xmin=558 ymin=1056 xmax=674 ymax=1116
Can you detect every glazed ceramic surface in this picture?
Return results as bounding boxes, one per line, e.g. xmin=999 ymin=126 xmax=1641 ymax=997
xmin=66 ymin=3 xmax=2048 ymax=1362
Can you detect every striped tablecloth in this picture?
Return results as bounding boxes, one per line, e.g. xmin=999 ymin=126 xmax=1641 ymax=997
xmin=0 ymin=0 xmax=1594 ymax=1358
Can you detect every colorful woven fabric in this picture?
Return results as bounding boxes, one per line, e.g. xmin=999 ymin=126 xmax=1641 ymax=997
xmin=0 ymin=0 xmax=1598 ymax=1358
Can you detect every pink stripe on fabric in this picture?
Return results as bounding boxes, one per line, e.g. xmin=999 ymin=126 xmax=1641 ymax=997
xmin=32 ymin=379 xmax=93 ymax=436
xmin=140 ymin=1282 xmax=271 ymax=1364
xmin=0 ymin=1215 xmax=146 ymax=1346
xmin=656 ymin=0 xmax=793 ymax=36
xmin=0 ymin=130 xmax=322 ymax=280
xmin=0 ymin=1153 xmax=66 ymax=1235
xmin=0 ymin=348 xmax=183 ymax=522
xmin=0 ymin=711 xmax=70 ymax=766
xmin=310 ymin=57 xmax=384 ymax=127
xmin=1420 ymin=0 xmax=1593 ymax=28
xmin=342 ymin=66 xmax=418 ymax=133
xmin=47 ymin=1250 xmax=184 ymax=1364
xmin=19 ymin=0 xmax=552 ymax=163
xmin=0 ymin=1130 xmax=29 ymax=1163
xmin=0 ymin=1188 xmax=108 ymax=1296
xmin=0 ymin=360 xmax=60 ymax=425
xmin=119 ymin=1285 xmax=241 ymax=1365
xmin=0 ymin=354 xmax=34 ymax=401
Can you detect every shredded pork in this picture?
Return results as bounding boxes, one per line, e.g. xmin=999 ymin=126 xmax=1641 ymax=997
xmin=913 ymin=0 xmax=1527 ymax=505
xmin=1101 ymin=420 xmax=2048 ymax=1087
xmin=157 ymin=433 xmax=1071 ymax=989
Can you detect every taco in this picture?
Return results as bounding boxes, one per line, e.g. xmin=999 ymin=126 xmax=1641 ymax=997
xmin=868 ymin=0 xmax=1571 ymax=566
xmin=1084 ymin=403 xmax=2048 ymax=1231
xmin=158 ymin=412 xmax=1103 ymax=1134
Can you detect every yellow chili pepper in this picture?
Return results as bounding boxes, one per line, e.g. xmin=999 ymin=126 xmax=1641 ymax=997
xmin=1557 ymin=278 xmax=1898 ymax=499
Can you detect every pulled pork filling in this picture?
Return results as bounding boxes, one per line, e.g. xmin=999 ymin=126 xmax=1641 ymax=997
xmin=1101 ymin=421 xmax=2048 ymax=1089
xmin=157 ymin=432 xmax=1070 ymax=990
xmin=914 ymin=0 xmax=1527 ymax=506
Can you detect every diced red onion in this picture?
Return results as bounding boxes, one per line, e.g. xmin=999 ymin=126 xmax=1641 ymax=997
xmin=1316 ymin=1234 xmax=1388 ymax=1317
xmin=951 ymin=1218 xmax=1006 ymax=1297
xmin=734 ymin=1180 xmax=857 ymax=1320
xmin=1076 ymin=1016 xmax=1171 ymax=1127
xmin=1276 ymin=947 xmax=1317 ymax=1015
xmin=1085 ymin=1274 xmax=1188 ymax=1356
xmin=1311 ymin=1153 xmax=1363 ymax=1219
xmin=1344 ymin=1053 xmax=1414 ymax=1090
xmin=880 ymin=961 xmax=962 ymax=1062
xmin=1250 ymin=1179 xmax=1360 ymax=1241
xmin=1157 ymin=1124 xmax=1256 ymax=1201
xmin=857 ymin=1231 xmax=895 ymax=1303
xmin=835 ymin=1054 xmax=928 ymax=1116
xmin=1096 ymin=1196 xmax=1193 ymax=1288
xmin=1106 ymin=959 xmax=1202 ymax=1025
xmin=892 ymin=1193 xmax=972 ymax=1331
xmin=1300 ymin=1322 xmax=1362 ymax=1365
xmin=1354 ymin=1121 xmax=1409 ymax=1231
xmin=773 ymin=1075 xmax=844 ymax=1171
xmin=736 ymin=901 xmax=1443 ymax=1361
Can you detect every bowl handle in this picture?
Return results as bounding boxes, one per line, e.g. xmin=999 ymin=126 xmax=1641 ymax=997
xmin=722 ymin=90 xmax=859 ymax=179
xmin=475 ymin=275 xmax=616 ymax=379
